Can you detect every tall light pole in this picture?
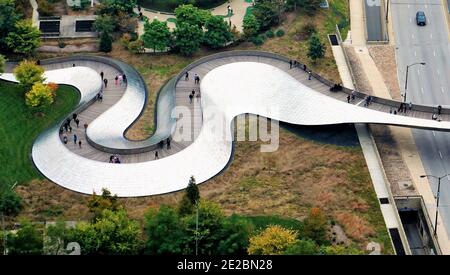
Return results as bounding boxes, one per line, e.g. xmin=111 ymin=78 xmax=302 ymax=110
xmin=404 ymin=62 xmax=426 ymax=102
xmin=420 ymin=174 xmax=449 ymax=236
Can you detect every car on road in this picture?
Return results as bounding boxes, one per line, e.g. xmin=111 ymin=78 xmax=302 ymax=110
xmin=416 ymin=11 xmax=427 ymax=26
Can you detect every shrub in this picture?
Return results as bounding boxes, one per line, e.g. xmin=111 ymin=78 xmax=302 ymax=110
xmin=265 ymin=30 xmax=274 ymax=38
xmin=37 ymin=0 xmax=55 ymax=16
xmin=275 ymin=29 xmax=285 ymax=37
xmin=250 ymin=35 xmax=264 ymax=46
xmin=99 ymin=32 xmax=112 ymax=53
xmin=0 ymin=188 xmax=22 ymax=216
xmin=248 ymin=225 xmax=298 ymax=255
xmin=25 ymin=82 xmax=55 ymax=109
xmin=127 ymin=39 xmax=144 ymax=53
xmin=13 ymin=60 xmax=45 ymax=90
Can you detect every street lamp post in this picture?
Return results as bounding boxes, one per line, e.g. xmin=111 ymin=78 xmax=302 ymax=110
xmin=420 ymin=174 xmax=449 ymax=236
xmin=404 ymin=62 xmax=426 ymax=102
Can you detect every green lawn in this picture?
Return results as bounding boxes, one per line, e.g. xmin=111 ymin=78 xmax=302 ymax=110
xmin=0 ymin=81 xmax=79 ymax=188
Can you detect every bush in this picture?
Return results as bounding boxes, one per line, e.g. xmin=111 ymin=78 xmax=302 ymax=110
xmin=265 ymin=30 xmax=274 ymax=38
xmin=99 ymin=32 xmax=113 ymax=53
xmin=275 ymin=29 xmax=285 ymax=37
xmin=13 ymin=60 xmax=45 ymax=90
xmin=127 ymin=39 xmax=144 ymax=53
xmin=0 ymin=188 xmax=22 ymax=216
xmin=37 ymin=0 xmax=55 ymax=16
xmin=58 ymin=39 xmax=66 ymax=48
xmin=250 ymin=35 xmax=265 ymax=46
xmin=25 ymin=82 xmax=55 ymax=109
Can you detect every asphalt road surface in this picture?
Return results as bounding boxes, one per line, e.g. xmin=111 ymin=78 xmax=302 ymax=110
xmin=391 ymin=0 xmax=450 ymax=237
xmin=365 ymin=0 xmax=384 ymax=41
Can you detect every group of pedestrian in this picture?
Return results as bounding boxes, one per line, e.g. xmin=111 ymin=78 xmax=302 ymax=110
xmin=364 ymin=96 xmax=373 ymax=107
xmin=60 ymin=113 xmax=83 ymax=148
xmin=114 ymin=74 xmax=127 ymax=86
xmin=397 ymin=102 xmax=409 ymax=114
xmin=188 ymin=89 xmax=201 ymax=104
xmin=288 ymin=60 xmax=300 ymax=69
xmin=346 ymin=91 xmax=356 ymax=103
xmin=194 ymin=74 xmax=200 ymax=84
xmin=109 ymin=155 xmax=121 ymax=163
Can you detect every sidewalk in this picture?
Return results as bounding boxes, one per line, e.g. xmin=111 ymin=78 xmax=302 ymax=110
xmin=348 ymin=0 xmax=450 ymax=254
xmin=29 ymin=0 xmax=39 ymax=27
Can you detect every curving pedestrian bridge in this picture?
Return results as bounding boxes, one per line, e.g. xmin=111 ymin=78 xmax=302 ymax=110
xmin=2 ymin=51 xmax=450 ymax=197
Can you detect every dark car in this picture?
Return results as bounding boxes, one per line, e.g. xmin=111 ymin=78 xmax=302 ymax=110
xmin=416 ymin=11 xmax=426 ymax=26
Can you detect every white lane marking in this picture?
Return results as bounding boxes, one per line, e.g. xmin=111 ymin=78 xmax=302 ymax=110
xmin=415 ymin=50 xmax=417 ymax=56
xmin=437 ymin=69 xmax=440 ymax=75
xmin=439 ymin=151 xmax=443 ymax=159
xmin=434 ymin=50 xmax=436 ymax=56
xmin=431 ymin=33 xmax=433 ymax=39
xmin=412 ymin=34 xmax=414 ymax=39
xmin=418 ymin=68 xmax=420 ymax=76
xmin=442 ymin=87 xmax=445 ymax=94
xmin=421 ymin=87 xmax=424 ymax=94
xmin=433 ymin=131 xmax=436 ymax=137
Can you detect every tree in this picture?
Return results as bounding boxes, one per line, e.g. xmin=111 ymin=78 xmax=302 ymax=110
xmin=173 ymin=22 xmax=203 ymax=56
xmin=0 ymin=0 xmax=21 ymax=49
xmin=5 ymin=19 xmax=41 ymax=55
xmin=87 ymin=188 xmax=120 ymax=221
xmin=44 ymin=220 xmax=70 ymax=255
xmin=93 ymin=14 xmax=116 ymax=35
xmin=204 ymin=16 xmax=233 ymax=49
xmin=0 ymin=187 xmax=22 ymax=216
xmin=97 ymin=0 xmax=136 ymax=15
xmin=243 ymin=14 xmax=259 ymax=38
xmin=175 ymin=4 xmax=211 ymax=29
xmin=13 ymin=60 xmax=45 ymax=90
xmin=217 ymin=216 xmax=253 ymax=255
xmin=0 ymin=54 xmax=6 ymax=74
xmin=141 ymin=19 xmax=171 ymax=52
xmin=247 ymin=224 xmax=298 ymax=255
xmin=99 ymin=31 xmax=113 ymax=52
xmin=252 ymin=0 xmax=280 ymax=31
xmin=284 ymin=239 xmax=318 ymax=255
xmin=186 ymin=176 xmax=200 ymax=205
xmin=178 ymin=176 xmax=200 ymax=216
xmin=7 ymin=220 xmax=43 ymax=255
xmin=25 ymin=82 xmax=54 ymax=109
xmin=144 ymin=205 xmax=189 ymax=255
xmin=69 ymin=209 xmax=141 ymax=255
xmin=307 ymin=33 xmax=325 ymax=62
xmin=303 ymin=207 xmax=328 ymax=244
xmin=299 ymin=0 xmax=322 ymax=16
xmin=116 ymin=11 xmax=138 ymax=33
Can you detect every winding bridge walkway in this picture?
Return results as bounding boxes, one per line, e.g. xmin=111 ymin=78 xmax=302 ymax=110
xmin=2 ymin=51 xmax=450 ymax=196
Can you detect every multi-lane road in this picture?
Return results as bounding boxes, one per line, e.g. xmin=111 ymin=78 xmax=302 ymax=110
xmin=391 ymin=0 xmax=450 ymax=236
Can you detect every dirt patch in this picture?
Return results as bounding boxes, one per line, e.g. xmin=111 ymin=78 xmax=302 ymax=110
xmin=343 ymin=46 xmax=373 ymax=94
xmin=368 ymin=45 xmax=402 ymax=100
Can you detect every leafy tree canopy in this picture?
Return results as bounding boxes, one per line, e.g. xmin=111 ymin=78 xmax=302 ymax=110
xmin=5 ymin=19 xmax=41 ymax=55
xmin=141 ymin=19 xmax=171 ymax=52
